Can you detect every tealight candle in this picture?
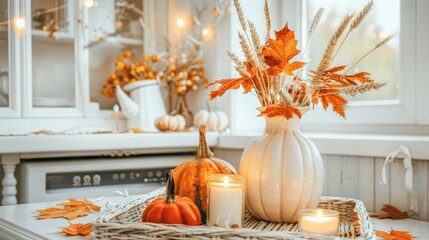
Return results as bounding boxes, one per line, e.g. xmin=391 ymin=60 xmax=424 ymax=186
xmin=299 ymin=209 xmax=339 ymax=236
xmin=207 ymin=174 xmax=245 ymax=228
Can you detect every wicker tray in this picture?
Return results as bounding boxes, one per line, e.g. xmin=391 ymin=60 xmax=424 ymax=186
xmin=94 ymin=188 xmax=374 ymax=239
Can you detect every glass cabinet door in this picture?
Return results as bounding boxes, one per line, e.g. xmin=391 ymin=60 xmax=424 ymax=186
xmin=87 ymin=0 xmax=144 ymax=111
xmin=23 ymin=0 xmax=83 ymax=117
xmin=0 ymin=0 xmax=8 ymax=108
xmin=0 ymin=0 xmax=20 ymax=117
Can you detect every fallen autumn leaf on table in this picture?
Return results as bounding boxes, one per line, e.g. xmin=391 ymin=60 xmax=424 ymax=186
xmin=36 ymin=199 xmax=100 ymax=220
xmin=60 ymin=223 xmax=94 ymax=236
xmin=376 ymin=228 xmax=415 ymax=240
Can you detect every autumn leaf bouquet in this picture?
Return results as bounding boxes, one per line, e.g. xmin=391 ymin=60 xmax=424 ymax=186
xmin=102 ymin=50 xmax=161 ymax=98
xmin=208 ymin=0 xmax=390 ymax=119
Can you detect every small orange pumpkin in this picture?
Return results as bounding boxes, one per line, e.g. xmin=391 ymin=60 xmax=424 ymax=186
xmin=142 ymin=170 xmax=201 ymax=225
xmin=174 ymin=125 xmax=237 ymax=221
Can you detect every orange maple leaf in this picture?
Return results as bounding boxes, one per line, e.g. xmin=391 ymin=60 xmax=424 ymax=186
xmin=312 ymin=90 xmax=348 ymax=118
xmin=312 ymin=65 xmax=374 ymax=87
xmin=206 ymin=78 xmax=253 ymax=100
xmin=263 ymin=23 xmax=305 ymax=75
xmin=60 ymin=223 xmax=94 ymax=236
xmin=376 ymin=228 xmax=415 ymax=240
xmin=36 ymin=199 xmax=100 ymax=220
xmin=207 ymin=60 xmax=258 ymax=100
xmin=258 ymin=105 xmax=302 ymax=119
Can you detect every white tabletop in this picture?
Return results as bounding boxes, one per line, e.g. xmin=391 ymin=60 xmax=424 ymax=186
xmin=1 ymin=197 xmax=429 ymax=240
xmin=371 ymin=217 xmax=429 ymax=239
xmin=0 ymin=195 xmax=136 ymax=240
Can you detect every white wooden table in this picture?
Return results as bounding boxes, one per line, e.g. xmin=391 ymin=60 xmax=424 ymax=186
xmin=0 ymin=195 xmax=134 ymax=240
xmin=1 ymin=195 xmax=429 ymax=239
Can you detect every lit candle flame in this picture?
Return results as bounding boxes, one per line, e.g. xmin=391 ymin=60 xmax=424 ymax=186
xmin=316 ymin=209 xmax=323 ymax=217
xmin=223 ymin=176 xmax=229 ymax=187
xmin=176 ymin=18 xmax=185 ymax=28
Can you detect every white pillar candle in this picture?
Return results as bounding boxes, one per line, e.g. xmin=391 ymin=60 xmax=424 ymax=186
xmin=207 ymin=174 xmax=245 ymax=228
xmin=299 ymin=209 xmax=339 ymax=236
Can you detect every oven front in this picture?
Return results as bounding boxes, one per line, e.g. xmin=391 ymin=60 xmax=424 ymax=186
xmin=18 ymin=154 xmax=192 ymax=203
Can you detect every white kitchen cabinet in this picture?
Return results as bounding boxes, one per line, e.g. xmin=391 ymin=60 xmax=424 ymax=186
xmin=0 ymin=0 xmax=166 ymax=122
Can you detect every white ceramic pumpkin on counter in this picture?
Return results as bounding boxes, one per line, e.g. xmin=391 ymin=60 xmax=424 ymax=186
xmin=193 ymin=110 xmax=229 ymax=132
xmin=155 ymin=114 xmax=186 ymax=132
xmin=239 ymin=113 xmax=324 ymax=223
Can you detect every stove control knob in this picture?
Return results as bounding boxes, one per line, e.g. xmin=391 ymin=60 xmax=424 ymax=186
xmin=147 ymin=171 xmax=154 ymax=178
xmin=83 ymin=175 xmax=91 ymax=186
xmin=120 ymin=173 xmax=126 ymax=180
xmin=93 ymin=174 xmax=101 ymax=185
xmin=155 ymin=170 xmax=163 ymax=178
xmin=72 ymin=175 xmax=81 ymax=187
xmin=112 ymin=173 xmax=119 ymax=180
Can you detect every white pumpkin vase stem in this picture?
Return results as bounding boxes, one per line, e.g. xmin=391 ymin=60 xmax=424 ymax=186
xmin=239 ymin=111 xmax=324 ymax=223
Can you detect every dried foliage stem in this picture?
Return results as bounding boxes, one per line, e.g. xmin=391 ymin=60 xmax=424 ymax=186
xmin=313 ymin=13 xmax=355 ymax=84
xmin=302 ymin=7 xmax=324 ymax=57
xmin=343 ymin=34 xmax=395 ymax=75
xmin=339 ymin=82 xmax=387 ymax=96
xmin=234 ymin=0 xmax=272 ymax=105
xmin=264 ymin=0 xmax=271 ymax=41
xmin=238 ymin=32 xmax=269 ymax=105
xmin=332 ymin=0 xmax=374 ymax=61
xmin=234 ymin=0 xmax=247 ymax=31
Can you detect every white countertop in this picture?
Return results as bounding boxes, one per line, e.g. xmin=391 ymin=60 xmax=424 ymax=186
xmin=0 ymin=132 xmax=219 ymax=154
xmin=1 ymin=195 xmax=429 ymax=240
xmin=2 ymin=130 xmax=429 ymax=160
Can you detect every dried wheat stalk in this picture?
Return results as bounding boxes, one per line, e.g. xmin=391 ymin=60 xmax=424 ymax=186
xmin=227 ymin=50 xmax=251 ymax=78
xmin=233 ymin=0 xmax=247 ymax=31
xmin=308 ymin=8 xmax=324 ymax=37
xmin=350 ymin=0 xmax=374 ymax=31
xmin=333 ymin=1 xmax=374 ymax=60
xmin=339 ymin=82 xmax=387 ymax=96
xmin=238 ymin=32 xmax=255 ymax=65
xmin=264 ymin=0 xmax=271 ymax=41
xmin=314 ymin=13 xmax=354 ymax=79
xmin=344 ymin=34 xmax=395 ymax=74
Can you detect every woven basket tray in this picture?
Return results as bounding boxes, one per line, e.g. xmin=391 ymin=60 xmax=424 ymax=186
xmin=94 ymin=188 xmax=374 ymax=239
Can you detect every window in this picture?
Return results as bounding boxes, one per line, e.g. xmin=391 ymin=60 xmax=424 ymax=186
xmin=306 ymin=0 xmax=400 ymax=102
xmin=229 ymin=0 xmax=427 ymax=134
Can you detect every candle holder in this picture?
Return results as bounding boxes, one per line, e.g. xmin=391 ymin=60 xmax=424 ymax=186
xmin=207 ymin=174 xmax=245 ymax=228
xmin=299 ymin=208 xmax=339 ymax=236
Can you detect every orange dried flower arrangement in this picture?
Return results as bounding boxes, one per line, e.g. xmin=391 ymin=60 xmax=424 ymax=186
xmin=207 ymin=0 xmax=389 ymax=119
xmin=158 ymin=52 xmax=207 ymax=97
xmin=102 ymin=50 xmax=161 ymax=98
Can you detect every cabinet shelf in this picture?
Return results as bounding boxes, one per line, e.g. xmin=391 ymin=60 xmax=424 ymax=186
xmin=31 ymin=29 xmax=74 ymax=44
xmin=86 ymin=35 xmax=143 ymax=48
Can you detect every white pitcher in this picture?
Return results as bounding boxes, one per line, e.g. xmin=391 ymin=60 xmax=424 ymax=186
xmin=116 ymin=80 xmax=166 ymax=131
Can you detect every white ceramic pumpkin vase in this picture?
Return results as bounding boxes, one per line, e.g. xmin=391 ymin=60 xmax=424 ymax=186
xmin=239 ymin=110 xmax=324 ymax=223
